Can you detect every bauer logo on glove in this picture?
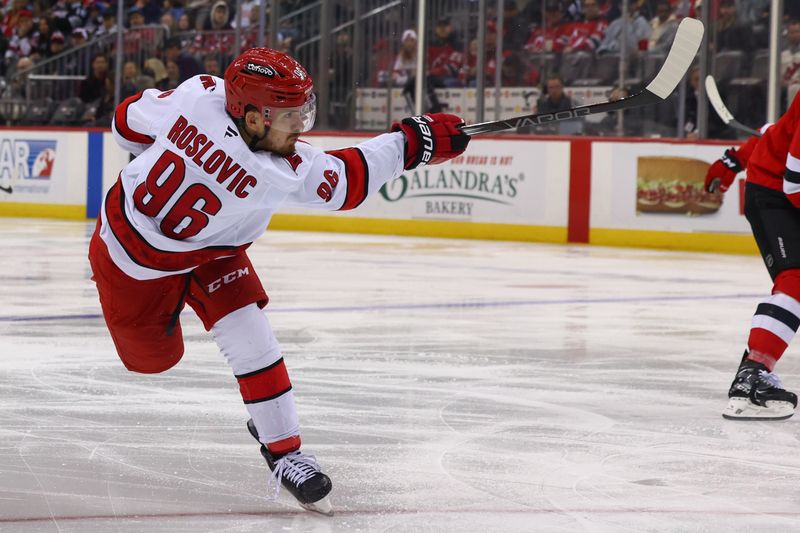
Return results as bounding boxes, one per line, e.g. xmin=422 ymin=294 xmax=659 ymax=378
xmin=410 ymin=115 xmax=434 ymax=165
xmin=392 ymin=113 xmax=471 ymax=170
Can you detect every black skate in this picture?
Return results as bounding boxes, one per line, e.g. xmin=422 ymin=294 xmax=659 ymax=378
xmin=246 ymin=419 xmax=333 ymax=516
xmin=723 ymin=351 xmax=797 ymax=420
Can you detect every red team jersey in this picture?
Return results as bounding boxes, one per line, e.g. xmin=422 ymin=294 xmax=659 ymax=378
xmin=103 ymin=75 xmax=406 ymax=280
xmin=747 ymin=93 xmax=800 ymax=201
xmin=562 ymin=18 xmax=608 ymax=51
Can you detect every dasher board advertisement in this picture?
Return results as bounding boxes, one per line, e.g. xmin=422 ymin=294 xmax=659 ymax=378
xmin=0 ymin=131 xmax=87 ymax=207
xmin=282 ymin=136 xmax=571 ymax=228
xmin=590 ymin=141 xmax=751 ymax=235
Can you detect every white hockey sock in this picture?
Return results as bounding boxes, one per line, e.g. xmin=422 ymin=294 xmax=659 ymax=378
xmin=212 ymin=304 xmax=300 ymax=446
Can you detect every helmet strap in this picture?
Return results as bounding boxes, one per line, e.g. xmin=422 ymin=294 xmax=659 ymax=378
xmin=232 ymin=113 xmax=270 ymax=152
xmin=248 ymin=128 xmax=268 ymax=151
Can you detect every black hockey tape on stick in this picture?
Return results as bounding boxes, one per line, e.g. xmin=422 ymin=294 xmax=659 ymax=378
xmin=704 ymin=75 xmax=763 ymax=137
xmin=460 ymin=18 xmax=705 ymax=136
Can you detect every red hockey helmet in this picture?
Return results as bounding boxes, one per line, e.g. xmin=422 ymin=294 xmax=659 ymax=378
xmin=224 ymin=48 xmax=316 ymax=132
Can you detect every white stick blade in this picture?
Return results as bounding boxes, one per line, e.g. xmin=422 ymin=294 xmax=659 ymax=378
xmin=704 ymin=74 xmax=734 ymax=123
xmin=645 ymin=18 xmax=704 ymax=99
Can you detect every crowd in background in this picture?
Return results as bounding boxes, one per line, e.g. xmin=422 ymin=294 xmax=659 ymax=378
xmin=0 ymin=0 xmax=309 ymax=125
xmin=0 ymin=0 xmax=799 ymax=137
xmin=375 ymin=0 xmax=800 ymax=137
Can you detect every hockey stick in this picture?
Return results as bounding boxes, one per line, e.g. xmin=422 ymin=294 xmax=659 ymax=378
xmin=461 ymin=17 xmax=704 ymax=136
xmin=704 ymin=74 xmax=762 ymax=137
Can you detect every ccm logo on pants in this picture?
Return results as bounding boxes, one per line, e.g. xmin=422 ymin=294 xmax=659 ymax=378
xmin=208 ymin=267 xmax=250 ymax=293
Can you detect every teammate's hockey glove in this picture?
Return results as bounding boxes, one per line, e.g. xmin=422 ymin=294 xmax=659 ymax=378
xmin=704 ymin=147 xmax=743 ymax=193
xmin=392 ymin=113 xmax=471 ymax=170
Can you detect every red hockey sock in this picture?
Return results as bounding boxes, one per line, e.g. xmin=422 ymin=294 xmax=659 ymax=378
xmin=746 ymin=270 xmax=800 ymax=371
xmin=267 ymin=435 xmax=302 ymax=456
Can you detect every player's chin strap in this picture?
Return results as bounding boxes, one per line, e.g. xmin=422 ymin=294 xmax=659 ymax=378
xmin=230 ymin=113 xmax=269 ymax=151
xmin=247 ymin=126 xmax=268 ymax=151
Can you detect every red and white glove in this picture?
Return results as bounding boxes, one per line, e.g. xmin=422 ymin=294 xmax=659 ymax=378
xmin=391 ymin=113 xmax=471 ymax=170
xmin=704 ymin=147 xmax=743 ymax=193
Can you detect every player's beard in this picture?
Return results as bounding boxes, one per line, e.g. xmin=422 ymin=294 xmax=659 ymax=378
xmin=262 ymin=132 xmax=299 ymax=156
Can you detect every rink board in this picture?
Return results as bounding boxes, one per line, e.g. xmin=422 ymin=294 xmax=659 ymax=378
xmin=0 ymin=127 xmax=754 ymax=254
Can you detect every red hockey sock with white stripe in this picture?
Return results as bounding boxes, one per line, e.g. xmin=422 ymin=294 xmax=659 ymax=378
xmin=747 ymin=292 xmax=800 ymax=371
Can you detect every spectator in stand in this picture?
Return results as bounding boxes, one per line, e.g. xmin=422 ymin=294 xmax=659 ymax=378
xmin=164 ymin=0 xmax=186 ymax=23
xmin=519 ymin=74 xmax=582 ymax=134
xmin=203 ymin=0 xmax=232 ymax=30
xmin=47 ymin=30 xmax=66 ymax=59
xmin=391 ymin=29 xmax=417 ymax=87
xmin=174 ymin=13 xmax=195 ymax=49
xmin=474 ymin=23 xmax=512 ymax=86
xmin=79 ymin=52 xmax=109 ymax=103
xmin=128 ymin=5 xmax=146 ymax=28
xmin=427 ymin=16 xmax=463 ymax=88
xmin=563 ymin=0 xmax=608 ymax=53
xmin=203 ymin=54 xmax=222 ymax=77
xmin=537 ymin=74 xmax=574 ymax=113
xmin=83 ymin=3 xmax=103 ymax=36
xmin=277 ymin=35 xmax=294 ymax=54
xmin=143 ymin=57 xmax=169 ymax=90
xmin=781 ymin=20 xmax=800 ymax=110
xmin=683 ymin=64 xmax=732 ymax=139
xmin=594 ymin=86 xmax=640 ymax=136
xmin=32 ymin=16 xmax=53 ymax=58
xmin=716 ymin=0 xmax=751 ymax=51
xmin=460 ymin=37 xmax=480 ymax=86
xmin=6 ymin=9 xmax=34 ymax=60
xmin=501 ymin=1 xmax=530 ymax=51
xmin=177 ymin=13 xmax=193 ymax=32
xmin=565 ymin=0 xmax=583 ymax=22
xmin=596 ymin=3 xmax=651 ymax=55
xmin=233 ymin=0 xmax=259 ymax=29
xmin=125 ymin=5 xmax=162 ymax=62
xmin=71 ymin=27 xmax=88 ymax=48
xmin=160 ymin=12 xmax=176 ymax=34
xmin=61 ymin=30 xmax=84 ymax=73
xmin=164 ymin=36 xmax=201 ymax=82
xmin=95 ymin=10 xmax=116 ymax=37
xmin=525 ymin=0 xmax=569 ymax=54
xmin=91 ymin=76 xmax=115 ymax=126
xmin=120 ymin=60 xmax=144 ymax=99
xmin=193 ymin=1 xmax=234 ymax=57
xmin=500 ymin=52 xmax=540 ymax=86
xmin=164 ymin=58 xmax=181 ymax=90
xmin=2 ymin=55 xmax=32 ymax=98
xmin=648 ymin=1 xmax=679 ymax=52
xmin=2 ymin=0 xmax=29 ymax=38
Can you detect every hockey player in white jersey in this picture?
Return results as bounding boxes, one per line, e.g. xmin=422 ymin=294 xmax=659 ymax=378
xmin=88 ymin=47 xmax=470 ymax=515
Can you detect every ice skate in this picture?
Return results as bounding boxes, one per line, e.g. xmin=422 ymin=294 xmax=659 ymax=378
xmin=723 ymin=351 xmax=797 ymax=420
xmin=246 ymin=419 xmax=333 ymax=516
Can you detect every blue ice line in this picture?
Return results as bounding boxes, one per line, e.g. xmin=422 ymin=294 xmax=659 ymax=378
xmin=0 ymin=293 xmax=763 ymax=323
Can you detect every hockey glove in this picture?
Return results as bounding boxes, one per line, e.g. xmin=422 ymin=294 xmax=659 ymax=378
xmin=704 ymin=147 xmax=743 ymax=193
xmin=391 ymin=113 xmax=471 ymax=170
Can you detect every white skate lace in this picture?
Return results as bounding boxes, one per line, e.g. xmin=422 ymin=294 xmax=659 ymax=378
xmin=758 ymin=370 xmax=785 ymax=390
xmin=267 ymin=451 xmax=321 ymax=499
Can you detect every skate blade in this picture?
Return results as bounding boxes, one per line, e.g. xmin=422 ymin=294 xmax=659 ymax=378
xmin=722 ymin=397 xmax=795 ymax=420
xmin=300 ymin=495 xmax=333 ymax=517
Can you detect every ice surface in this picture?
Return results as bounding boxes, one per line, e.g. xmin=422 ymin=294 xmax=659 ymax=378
xmin=1 ymin=218 xmax=799 ymax=532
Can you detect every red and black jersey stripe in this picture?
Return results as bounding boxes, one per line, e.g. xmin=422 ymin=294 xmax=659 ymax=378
xmin=235 ymin=358 xmax=292 ymax=404
xmin=326 ymin=147 xmax=369 ymax=211
xmin=104 ymin=179 xmax=250 ymax=273
xmin=114 ymin=92 xmax=155 ymax=145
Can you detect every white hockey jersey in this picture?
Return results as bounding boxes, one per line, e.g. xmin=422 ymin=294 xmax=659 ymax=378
xmin=100 ymin=74 xmax=405 ymax=280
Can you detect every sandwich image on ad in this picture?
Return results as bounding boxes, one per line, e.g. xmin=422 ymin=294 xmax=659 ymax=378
xmin=636 ymin=156 xmax=722 ymax=216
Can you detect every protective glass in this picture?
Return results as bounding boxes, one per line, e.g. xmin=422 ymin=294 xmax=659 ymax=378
xmin=264 ymin=93 xmax=317 ymax=133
